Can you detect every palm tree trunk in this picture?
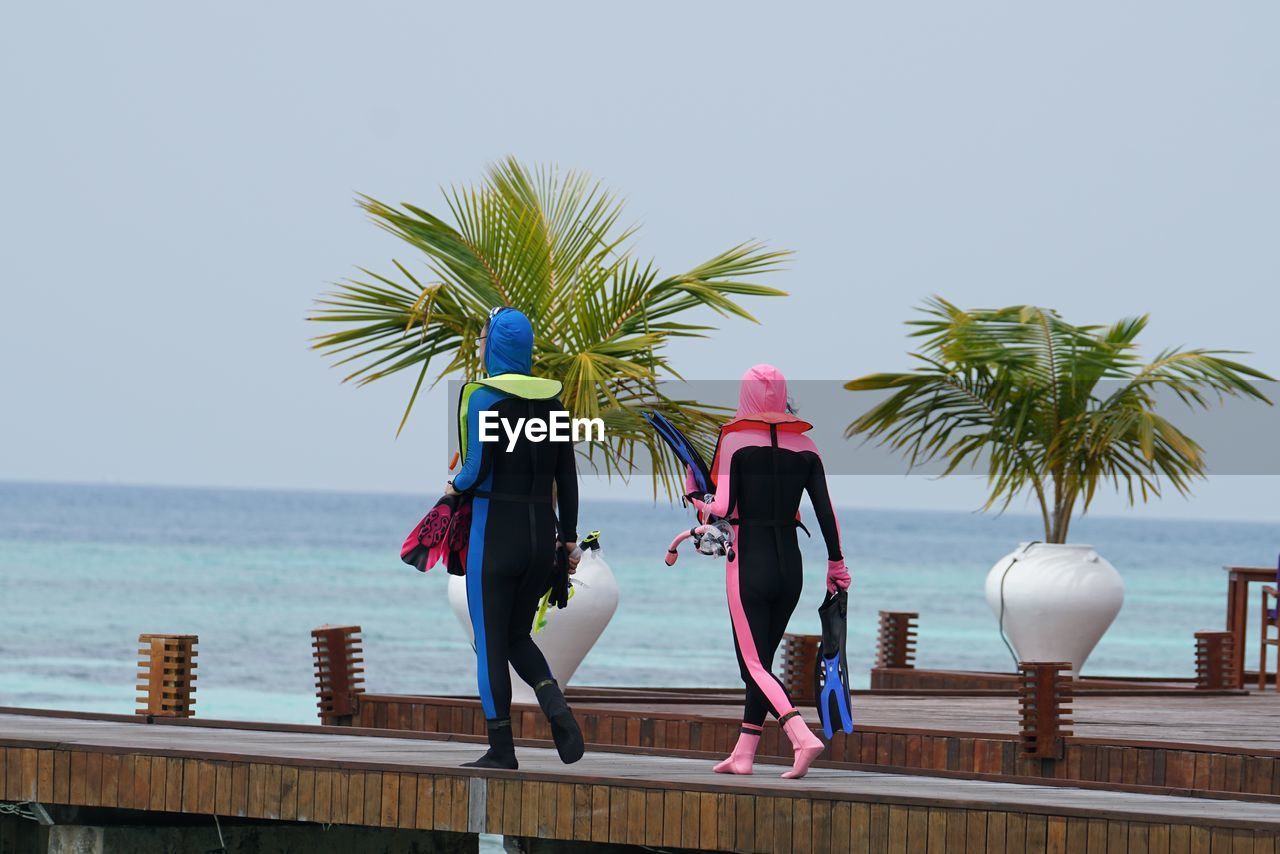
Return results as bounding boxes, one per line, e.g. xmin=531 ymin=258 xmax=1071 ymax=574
xmin=1048 ymin=480 xmax=1077 ymax=544
xmin=1048 ymin=472 xmax=1073 ymax=544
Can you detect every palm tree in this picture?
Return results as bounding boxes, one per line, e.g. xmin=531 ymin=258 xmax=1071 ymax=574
xmin=309 ymin=157 xmax=788 ymax=496
xmin=845 ymin=297 xmax=1273 ymax=542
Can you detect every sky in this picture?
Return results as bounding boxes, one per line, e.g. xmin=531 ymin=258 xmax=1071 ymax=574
xmin=2 ymin=3 xmax=1277 ymax=522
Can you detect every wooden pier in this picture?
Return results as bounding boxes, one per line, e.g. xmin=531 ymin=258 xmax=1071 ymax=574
xmin=6 ymin=588 xmax=1280 ymax=853
xmin=356 ymin=685 xmax=1280 ymax=799
xmin=2 ymin=702 xmax=1280 ymax=853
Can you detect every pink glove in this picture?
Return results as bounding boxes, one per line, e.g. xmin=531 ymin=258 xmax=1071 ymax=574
xmin=826 ymin=559 xmax=850 ymax=594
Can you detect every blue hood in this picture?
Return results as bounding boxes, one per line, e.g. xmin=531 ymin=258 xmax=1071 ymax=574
xmin=482 ymin=307 xmax=534 ymax=376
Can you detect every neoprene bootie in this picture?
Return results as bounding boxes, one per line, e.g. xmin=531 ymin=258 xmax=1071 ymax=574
xmin=534 ymin=678 xmax=585 ymax=764
xmin=779 ymin=711 xmax=824 ymax=779
xmin=463 ymin=718 xmax=518 ymax=770
xmin=713 ymin=723 xmax=762 ymax=775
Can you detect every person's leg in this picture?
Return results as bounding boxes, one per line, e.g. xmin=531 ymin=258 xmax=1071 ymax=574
xmin=463 ymin=500 xmax=521 ymax=769
xmin=506 ymin=535 xmax=555 ymax=687
xmin=725 ymin=537 xmax=797 ymax=721
xmin=726 ymin=530 xmax=822 ymax=779
xmin=736 ymin=638 xmax=771 ymax=728
xmin=774 ymin=541 xmax=823 ymax=779
xmin=504 ymin=528 xmax=584 ymax=764
xmin=717 ymin=530 xmax=796 ymax=775
xmin=718 ymin=547 xmax=804 ymax=772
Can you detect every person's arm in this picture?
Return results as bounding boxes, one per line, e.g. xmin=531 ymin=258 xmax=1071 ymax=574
xmin=690 ymin=433 xmax=738 ymax=519
xmin=450 ymin=389 xmax=493 ymax=494
xmin=805 ymin=454 xmax=849 ymax=592
xmin=805 ymin=454 xmax=842 ymax=561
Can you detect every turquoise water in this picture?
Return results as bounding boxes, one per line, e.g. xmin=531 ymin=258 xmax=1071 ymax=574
xmin=0 ymin=481 xmax=1274 ymax=723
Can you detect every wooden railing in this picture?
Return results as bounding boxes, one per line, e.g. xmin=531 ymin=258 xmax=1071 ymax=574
xmin=1195 ymin=630 xmax=1237 ymax=690
xmin=136 ymin=633 xmax=197 ymax=718
xmin=1018 ymin=661 xmax=1072 ymax=759
xmin=312 ymin=624 xmax=365 ymax=725
xmin=875 ymin=611 xmax=918 ymax=670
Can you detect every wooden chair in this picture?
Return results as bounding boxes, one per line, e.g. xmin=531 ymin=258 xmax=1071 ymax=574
xmin=1261 ymin=569 xmax=1280 ymax=691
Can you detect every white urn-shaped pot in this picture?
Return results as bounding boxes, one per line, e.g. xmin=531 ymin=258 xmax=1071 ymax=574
xmin=448 ymin=534 xmax=619 ymax=704
xmin=983 ymin=542 xmax=1124 ymax=677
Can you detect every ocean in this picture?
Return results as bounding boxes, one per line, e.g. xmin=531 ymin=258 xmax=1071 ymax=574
xmin=0 ymin=481 xmax=1274 ymax=723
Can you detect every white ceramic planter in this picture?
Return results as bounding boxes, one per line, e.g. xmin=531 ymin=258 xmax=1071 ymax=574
xmin=448 ymin=540 xmax=619 ymax=704
xmin=983 ymin=542 xmax=1124 ymax=677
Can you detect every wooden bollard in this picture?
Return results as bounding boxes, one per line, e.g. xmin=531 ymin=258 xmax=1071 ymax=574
xmin=1194 ymin=631 xmax=1237 ymax=690
xmin=313 ymin=625 xmax=365 ymax=725
xmin=875 ymin=611 xmax=918 ymax=669
xmin=136 ymin=634 xmax=198 ymax=718
xmin=1018 ymin=661 xmax=1073 ymax=758
xmin=779 ymin=633 xmax=820 ymax=703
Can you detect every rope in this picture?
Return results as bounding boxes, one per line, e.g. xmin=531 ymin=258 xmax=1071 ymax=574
xmin=997 ymin=541 xmax=1041 ymax=669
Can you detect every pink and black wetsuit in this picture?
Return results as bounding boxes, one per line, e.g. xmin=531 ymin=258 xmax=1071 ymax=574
xmin=692 ymin=365 xmax=844 ymax=733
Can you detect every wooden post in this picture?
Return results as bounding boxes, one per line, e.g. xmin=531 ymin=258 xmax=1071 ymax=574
xmin=1195 ymin=630 xmax=1237 ymax=690
xmin=875 ymin=611 xmax=918 ymax=669
xmin=1018 ymin=661 xmax=1072 ymax=759
xmin=136 ymin=634 xmax=197 ymax=718
xmin=313 ymin=624 xmax=365 ymax=725
xmin=779 ymin=633 xmax=820 ymax=703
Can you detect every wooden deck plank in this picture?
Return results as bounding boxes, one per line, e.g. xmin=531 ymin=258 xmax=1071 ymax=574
xmin=230 ymin=762 xmax=248 ymax=818
xmin=395 ymin=772 xmax=415 ymax=829
xmin=36 ymin=750 xmax=53 ymax=803
xmin=115 ymin=754 xmax=133 ymax=810
xmin=1006 ymin=812 xmax=1027 ymax=853
xmin=247 ymin=763 xmax=268 ymax=819
xmin=164 ymin=756 xmax=183 ymax=813
xmin=700 ymin=790 xmax=718 ymax=852
xmin=591 ymin=784 xmax=610 ymax=844
xmin=755 ymin=794 xmax=775 ymax=853
xmin=295 ymin=767 xmax=315 ymax=823
xmin=280 ymin=765 xmax=299 ymax=822
xmin=643 ymin=788 xmax=663 ymax=847
xmin=146 ymin=752 xmax=164 ymax=812
xmin=572 ymin=783 xmax=590 ymax=842
xmin=312 ymin=768 xmax=332 ymax=824
xmin=415 ymin=774 xmax=435 ymax=831
xmin=362 ymin=770 xmax=382 ymax=828
xmin=54 ymin=750 xmax=70 ymax=805
xmin=793 ymin=797 xmax=813 ymax=854
xmin=84 ymin=751 xmax=102 ymax=807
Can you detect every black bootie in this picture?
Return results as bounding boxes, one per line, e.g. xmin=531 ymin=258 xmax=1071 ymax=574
xmin=534 ymin=678 xmax=584 ymax=764
xmin=462 ymin=718 xmax=518 ymax=770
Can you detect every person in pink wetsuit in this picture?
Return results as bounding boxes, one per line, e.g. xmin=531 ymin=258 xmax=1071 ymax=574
xmin=688 ymin=365 xmax=850 ymax=779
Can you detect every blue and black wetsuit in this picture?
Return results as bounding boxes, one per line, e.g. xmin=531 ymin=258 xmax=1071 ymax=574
xmin=451 ymin=307 xmax=582 ymax=768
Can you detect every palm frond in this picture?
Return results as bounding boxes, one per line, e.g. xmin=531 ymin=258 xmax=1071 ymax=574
xmin=846 ymin=299 xmax=1273 ymax=542
xmin=310 ymin=157 xmax=789 ymax=494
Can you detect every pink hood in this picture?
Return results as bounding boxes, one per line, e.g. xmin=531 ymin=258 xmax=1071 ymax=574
xmin=726 ymin=364 xmax=811 ymax=431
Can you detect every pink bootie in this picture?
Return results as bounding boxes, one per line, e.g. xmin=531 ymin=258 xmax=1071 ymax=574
xmin=780 ymin=712 xmax=824 ymax=779
xmin=713 ymin=724 xmax=762 ymax=775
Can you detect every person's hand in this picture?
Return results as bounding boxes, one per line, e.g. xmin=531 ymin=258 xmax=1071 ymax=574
xmin=563 ymin=542 xmax=580 ymax=574
xmin=826 ymin=559 xmax=851 ymax=593
xmin=444 ymin=480 xmax=460 ymax=497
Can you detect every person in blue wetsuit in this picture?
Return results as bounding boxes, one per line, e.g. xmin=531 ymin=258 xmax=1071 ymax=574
xmin=446 ymin=306 xmax=584 ymax=769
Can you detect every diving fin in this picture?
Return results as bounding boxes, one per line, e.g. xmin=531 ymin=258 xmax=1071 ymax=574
xmin=642 ymin=410 xmax=712 ymax=497
xmin=815 ymin=590 xmax=854 ymax=739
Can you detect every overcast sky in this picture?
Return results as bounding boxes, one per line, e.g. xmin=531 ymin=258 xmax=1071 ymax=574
xmin=2 ymin=3 xmax=1277 ymax=522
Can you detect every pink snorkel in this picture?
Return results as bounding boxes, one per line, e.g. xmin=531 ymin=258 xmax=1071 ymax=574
xmin=663 ymin=520 xmax=736 ymax=565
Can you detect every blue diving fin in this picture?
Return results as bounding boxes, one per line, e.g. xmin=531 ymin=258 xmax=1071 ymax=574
xmin=642 ymin=410 xmax=712 ymax=497
xmin=815 ymin=589 xmax=854 ymax=739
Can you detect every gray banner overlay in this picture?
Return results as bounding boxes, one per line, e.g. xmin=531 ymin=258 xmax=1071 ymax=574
xmin=446 ymin=379 xmax=1280 ymax=476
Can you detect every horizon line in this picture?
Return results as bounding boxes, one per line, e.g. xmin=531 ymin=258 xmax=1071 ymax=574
xmin=2 ymin=476 xmax=1275 ymax=529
